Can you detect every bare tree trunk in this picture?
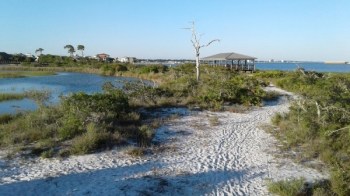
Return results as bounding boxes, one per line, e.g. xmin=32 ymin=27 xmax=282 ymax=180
xmin=196 ymin=54 xmax=200 ymax=81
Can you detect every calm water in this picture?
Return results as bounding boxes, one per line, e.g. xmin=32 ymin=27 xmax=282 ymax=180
xmin=256 ymin=62 xmax=350 ymax=72
xmin=0 ymin=72 xmax=137 ymax=114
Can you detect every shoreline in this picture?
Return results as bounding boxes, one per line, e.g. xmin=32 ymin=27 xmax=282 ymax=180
xmin=0 ymin=87 xmax=327 ymax=195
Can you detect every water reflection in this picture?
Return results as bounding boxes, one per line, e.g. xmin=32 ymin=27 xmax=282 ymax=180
xmin=0 ymin=72 xmax=136 ymax=114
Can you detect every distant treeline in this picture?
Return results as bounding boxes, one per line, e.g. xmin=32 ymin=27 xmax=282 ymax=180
xmin=0 ymin=52 xmax=100 ymax=66
xmin=0 ymin=52 xmax=35 ymax=64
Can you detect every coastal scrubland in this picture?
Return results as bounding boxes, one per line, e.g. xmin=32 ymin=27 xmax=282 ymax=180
xmin=256 ymin=69 xmax=350 ymax=195
xmin=0 ymin=63 xmax=268 ymax=159
xmin=1 ymin=61 xmax=349 ymax=194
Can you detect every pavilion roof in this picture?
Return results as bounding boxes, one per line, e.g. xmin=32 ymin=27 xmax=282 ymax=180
xmin=202 ymin=52 xmax=256 ymax=60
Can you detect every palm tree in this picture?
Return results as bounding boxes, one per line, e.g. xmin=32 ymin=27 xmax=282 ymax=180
xmin=77 ymin=45 xmax=85 ymax=57
xmin=64 ymin=45 xmax=75 ymax=57
xmin=35 ymin=48 xmax=44 ymax=56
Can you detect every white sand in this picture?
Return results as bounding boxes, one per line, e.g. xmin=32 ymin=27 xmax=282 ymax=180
xmin=0 ymin=87 xmax=327 ymax=195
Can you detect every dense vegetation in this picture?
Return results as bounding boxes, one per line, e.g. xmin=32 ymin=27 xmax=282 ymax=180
xmin=257 ymin=69 xmax=350 ymax=195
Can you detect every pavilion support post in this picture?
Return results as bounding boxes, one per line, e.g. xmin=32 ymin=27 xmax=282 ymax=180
xmin=253 ymin=60 xmax=256 ymax=71
xmin=246 ymin=60 xmax=249 ymax=71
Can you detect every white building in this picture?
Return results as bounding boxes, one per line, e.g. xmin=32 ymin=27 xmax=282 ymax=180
xmin=117 ymin=57 xmax=136 ymax=64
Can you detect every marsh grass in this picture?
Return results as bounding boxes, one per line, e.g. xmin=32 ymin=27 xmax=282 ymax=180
xmin=0 ymin=71 xmax=56 ymax=78
xmin=0 ymin=93 xmax=26 ymax=102
xmin=0 ymin=114 xmax=15 ymax=124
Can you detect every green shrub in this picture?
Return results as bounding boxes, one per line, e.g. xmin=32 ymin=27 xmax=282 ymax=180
xmin=267 ymin=71 xmax=350 ymax=194
xmin=101 ymin=64 xmax=116 ymax=76
xmin=58 ymin=114 xmax=84 ymax=140
xmin=136 ymin=64 xmax=168 ymax=74
xmin=61 ymin=90 xmax=129 ymax=125
xmin=70 ymin=123 xmax=112 ymax=155
xmin=115 ymin=64 xmax=128 ymax=72
xmin=268 ymin=178 xmax=306 ymax=196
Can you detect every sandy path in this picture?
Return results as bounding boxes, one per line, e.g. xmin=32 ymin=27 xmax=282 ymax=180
xmin=0 ymin=87 xmax=327 ymax=195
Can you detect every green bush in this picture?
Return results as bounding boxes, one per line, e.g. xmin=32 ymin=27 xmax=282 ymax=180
xmin=58 ymin=114 xmax=84 ymax=140
xmin=268 ymin=178 xmax=306 ymax=196
xmin=61 ymin=90 xmax=129 ymax=124
xmin=138 ymin=65 xmax=168 ymax=74
xmin=115 ymin=64 xmax=128 ymax=72
xmin=0 ymin=107 xmax=61 ymax=147
xmin=70 ymin=123 xmax=112 ymax=155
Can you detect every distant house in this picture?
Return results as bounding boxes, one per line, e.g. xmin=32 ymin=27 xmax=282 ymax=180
xmin=96 ymin=53 xmax=110 ymax=61
xmin=117 ymin=57 xmax=136 ymax=64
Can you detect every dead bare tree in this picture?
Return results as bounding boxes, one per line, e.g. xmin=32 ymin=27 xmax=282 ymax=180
xmin=184 ymin=22 xmax=219 ymax=81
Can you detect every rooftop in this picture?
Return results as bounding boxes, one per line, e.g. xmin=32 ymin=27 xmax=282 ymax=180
xmin=202 ymin=52 xmax=256 ymax=61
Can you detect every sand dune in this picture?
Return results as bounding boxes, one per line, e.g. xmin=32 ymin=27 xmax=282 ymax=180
xmin=0 ymin=87 xmax=327 ymax=195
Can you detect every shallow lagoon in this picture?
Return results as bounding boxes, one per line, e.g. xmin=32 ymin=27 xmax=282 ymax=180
xmin=0 ymin=72 xmax=136 ymax=114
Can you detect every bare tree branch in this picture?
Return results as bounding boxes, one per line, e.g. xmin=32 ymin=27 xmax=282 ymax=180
xmin=183 ymin=21 xmax=219 ymax=81
xmin=201 ymin=39 xmax=220 ymax=48
xmin=326 ymin=125 xmax=350 ymax=136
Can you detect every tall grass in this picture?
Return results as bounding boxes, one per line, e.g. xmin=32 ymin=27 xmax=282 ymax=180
xmin=0 ymin=93 xmax=26 ymax=102
xmin=0 ymin=71 xmax=56 ymax=78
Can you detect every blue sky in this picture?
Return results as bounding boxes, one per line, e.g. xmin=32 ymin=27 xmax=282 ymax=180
xmin=1 ymin=0 xmax=349 ymax=61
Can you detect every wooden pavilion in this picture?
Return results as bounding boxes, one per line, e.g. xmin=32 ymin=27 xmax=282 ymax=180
xmin=202 ymin=52 xmax=256 ymax=72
